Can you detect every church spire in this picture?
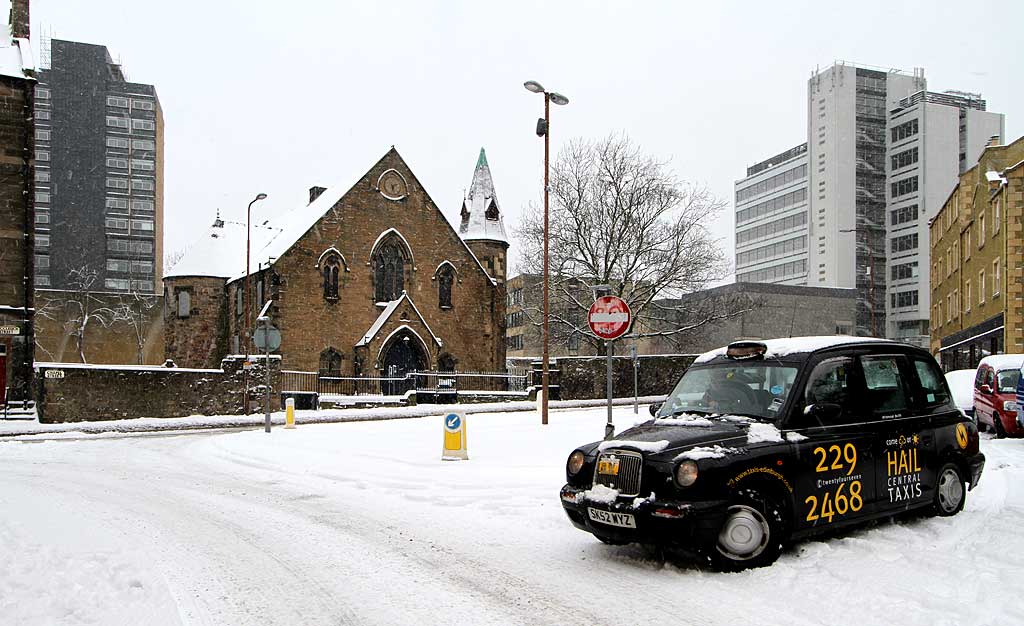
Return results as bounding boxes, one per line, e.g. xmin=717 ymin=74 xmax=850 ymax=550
xmin=460 ymin=147 xmax=508 ymax=244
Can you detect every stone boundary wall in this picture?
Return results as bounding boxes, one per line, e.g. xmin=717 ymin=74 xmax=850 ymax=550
xmin=35 ymin=356 xmax=280 ymax=423
xmin=552 ymin=354 xmax=697 ymax=400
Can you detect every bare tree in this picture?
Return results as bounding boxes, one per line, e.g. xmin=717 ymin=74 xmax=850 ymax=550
xmin=113 ymin=289 xmax=159 ymax=365
xmin=517 ymin=134 xmax=748 ymax=352
xmin=35 ymin=266 xmax=125 ymax=363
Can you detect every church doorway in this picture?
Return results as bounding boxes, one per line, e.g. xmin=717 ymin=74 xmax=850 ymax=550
xmin=380 ymin=331 xmax=427 ymax=395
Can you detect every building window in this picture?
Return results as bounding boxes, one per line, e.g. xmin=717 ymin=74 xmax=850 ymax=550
xmin=235 ymin=287 xmax=243 ymax=318
xmin=735 ymin=165 xmax=808 ymax=204
xmin=35 ymin=87 xmax=50 ymax=99
xmin=993 ymin=197 xmax=1000 ymax=234
xmin=131 ymin=219 xmax=154 ymax=232
xmin=105 ymin=278 xmax=130 ymax=291
xmin=131 ymin=159 xmax=154 ymax=172
xmin=35 ymin=212 xmax=49 ymax=224
xmin=176 ymin=289 xmax=191 ymax=318
xmin=131 ymin=179 xmax=154 ymax=191
xmin=891 ymin=290 xmax=919 ymax=309
xmin=890 ymin=147 xmax=919 ymax=170
xmin=106 ymin=197 xmax=129 ymax=210
xmin=322 ymin=256 xmax=341 ymax=301
xmin=36 ymin=129 xmax=50 ymax=141
xmin=37 ymin=234 xmax=49 ymax=248
xmin=946 ymin=294 xmax=953 ymax=322
xmin=131 ymin=99 xmax=155 ymax=111
xmin=36 ymin=150 xmax=49 ymax=161
xmin=106 ymin=177 xmax=129 ymax=189
xmin=890 ymin=176 xmax=919 ymax=198
xmin=106 ymin=136 xmax=129 ymax=149
xmin=890 ymin=233 xmax=918 ymax=253
xmin=106 ymin=116 xmax=129 ymax=128
xmin=438 ymin=266 xmax=454 ymax=309
xmin=36 ymin=275 xmax=50 ymax=286
xmin=127 ymin=260 xmax=151 ymax=275
xmin=106 ymin=96 xmax=129 ymax=107
xmin=131 ymin=118 xmax=155 ymax=131
xmin=978 ymin=211 xmax=986 ymax=247
xmin=132 ymin=199 xmax=155 ymax=212
xmin=373 ymin=239 xmax=407 ymax=302
xmin=35 ymin=110 xmax=50 ymax=121
xmin=319 ymin=348 xmax=343 ymax=377
xmin=978 ymin=270 xmax=986 ymax=305
xmin=131 ymin=139 xmax=155 ymax=151
xmin=106 ymin=157 xmax=128 ymax=169
xmin=36 ymin=169 xmax=50 ymax=183
xmin=35 ymin=254 xmax=49 ymax=269
xmin=35 ymin=191 xmax=49 ymax=203
xmin=992 ymin=259 xmax=1000 ymax=297
xmin=890 ymin=261 xmax=918 ymax=281
xmin=891 ymin=118 xmax=919 ymax=142
xmin=131 ymin=279 xmax=154 ymax=292
xmin=953 ymin=289 xmax=959 ymax=319
xmin=964 ymin=280 xmax=971 ymax=313
xmin=890 ymin=204 xmax=918 ymax=226
xmin=105 ymin=217 xmax=129 ymax=230
xmin=107 ymin=259 xmax=130 ymax=272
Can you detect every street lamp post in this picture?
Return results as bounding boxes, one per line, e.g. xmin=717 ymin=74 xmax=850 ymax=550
xmin=243 ymin=192 xmax=268 ymax=414
xmin=524 ymin=80 xmax=569 ymax=426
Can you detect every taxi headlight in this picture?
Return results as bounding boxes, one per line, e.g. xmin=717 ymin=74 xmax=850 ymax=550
xmin=567 ymin=451 xmax=586 ymax=476
xmin=674 ymin=460 xmax=699 ymax=487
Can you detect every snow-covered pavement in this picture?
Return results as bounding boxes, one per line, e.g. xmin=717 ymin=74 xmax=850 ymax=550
xmin=2 ymin=406 xmax=1022 ymax=625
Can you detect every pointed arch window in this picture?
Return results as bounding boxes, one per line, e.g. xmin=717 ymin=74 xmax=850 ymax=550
xmin=485 ymin=198 xmax=499 ymax=220
xmin=319 ymin=348 xmax=343 ymax=377
xmin=374 ymin=239 xmax=406 ymax=302
xmin=322 ymin=257 xmax=341 ymax=301
xmin=438 ymin=266 xmax=454 ymax=309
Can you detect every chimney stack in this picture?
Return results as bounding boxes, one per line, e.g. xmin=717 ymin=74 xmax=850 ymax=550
xmin=308 ymin=186 xmax=326 ymax=204
xmin=9 ymin=0 xmax=29 ymax=40
xmin=987 ymin=135 xmax=1001 ymax=148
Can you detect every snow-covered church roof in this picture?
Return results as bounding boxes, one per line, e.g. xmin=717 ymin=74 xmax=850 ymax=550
xmin=164 ymin=216 xmax=284 ymax=280
xmin=459 ymin=148 xmax=508 ymax=244
xmin=0 ymin=1 xmax=34 ymax=81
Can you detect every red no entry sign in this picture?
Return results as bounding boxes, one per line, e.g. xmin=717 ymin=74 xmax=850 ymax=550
xmin=588 ymin=296 xmax=632 ymax=341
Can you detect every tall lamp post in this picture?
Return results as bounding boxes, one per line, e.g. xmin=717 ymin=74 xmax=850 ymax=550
xmin=243 ymin=192 xmax=268 ymax=414
xmin=524 ymin=80 xmax=569 ymax=426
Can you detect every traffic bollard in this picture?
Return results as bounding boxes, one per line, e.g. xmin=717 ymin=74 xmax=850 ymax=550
xmin=284 ymin=397 xmax=296 ymax=429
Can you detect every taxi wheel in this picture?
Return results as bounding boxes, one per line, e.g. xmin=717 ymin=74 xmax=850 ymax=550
xmin=932 ymin=462 xmax=966 ymax=517
xmin=711 ymin=489 xmax=787 ymax=571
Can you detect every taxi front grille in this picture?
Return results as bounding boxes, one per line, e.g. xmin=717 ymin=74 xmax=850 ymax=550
xmin=593 ymin=450 xmax=643 ymax=497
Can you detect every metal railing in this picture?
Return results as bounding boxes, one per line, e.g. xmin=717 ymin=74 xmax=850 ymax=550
xmin=280 ymin=368 xmax=530 ymax=398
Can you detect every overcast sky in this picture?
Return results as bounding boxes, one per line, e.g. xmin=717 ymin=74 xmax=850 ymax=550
xmin=31 ymin=0 xmax=1023 ymax=277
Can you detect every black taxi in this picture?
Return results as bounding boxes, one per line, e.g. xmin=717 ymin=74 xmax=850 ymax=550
xmin=559 ymin=336 xmax=985 ymax=570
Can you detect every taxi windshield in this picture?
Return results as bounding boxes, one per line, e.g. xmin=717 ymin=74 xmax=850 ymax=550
xmin=659 ymin=362 xmax=799 ymax=420
xmin=997 ymin=369 xmax=1020 ymax=394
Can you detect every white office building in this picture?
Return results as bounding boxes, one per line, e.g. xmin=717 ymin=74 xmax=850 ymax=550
xmin=885 ymin=90 xmax=1004 ymax=346
xmin=806 ymin=62 xmax=926 ymax=336
xmin=734 ymin=143 xmax=810 ymax=285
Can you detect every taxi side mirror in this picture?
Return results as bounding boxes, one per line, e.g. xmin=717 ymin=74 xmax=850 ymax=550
xmin=805 ymin=402 xmax=842 ymax=422
xmin=980 ymin=384 xmax=993 ymax=395
xmin=649 ymin=402 xmax=662 ymax=417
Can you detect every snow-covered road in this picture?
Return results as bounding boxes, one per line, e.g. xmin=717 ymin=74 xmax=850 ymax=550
xmin=2 ymin=407 xmax=1022 ymax=625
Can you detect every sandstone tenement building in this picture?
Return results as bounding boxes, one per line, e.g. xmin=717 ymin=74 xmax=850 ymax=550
xmin=0 ymin=0 xmax=36 ymax=406
xmin=164 ymin=147 xmax=508 ymax=376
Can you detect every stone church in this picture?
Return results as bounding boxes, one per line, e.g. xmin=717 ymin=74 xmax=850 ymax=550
xmin=163 ymin=147 xmax=509 ymax=377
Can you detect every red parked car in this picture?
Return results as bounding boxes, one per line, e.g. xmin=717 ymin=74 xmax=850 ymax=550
xmin=974 ymin=355 xmax=1024 ymax=437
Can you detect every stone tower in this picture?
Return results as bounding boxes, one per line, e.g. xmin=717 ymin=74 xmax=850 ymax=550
xmin=459 ymin=148 xmax=509 ymax=284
